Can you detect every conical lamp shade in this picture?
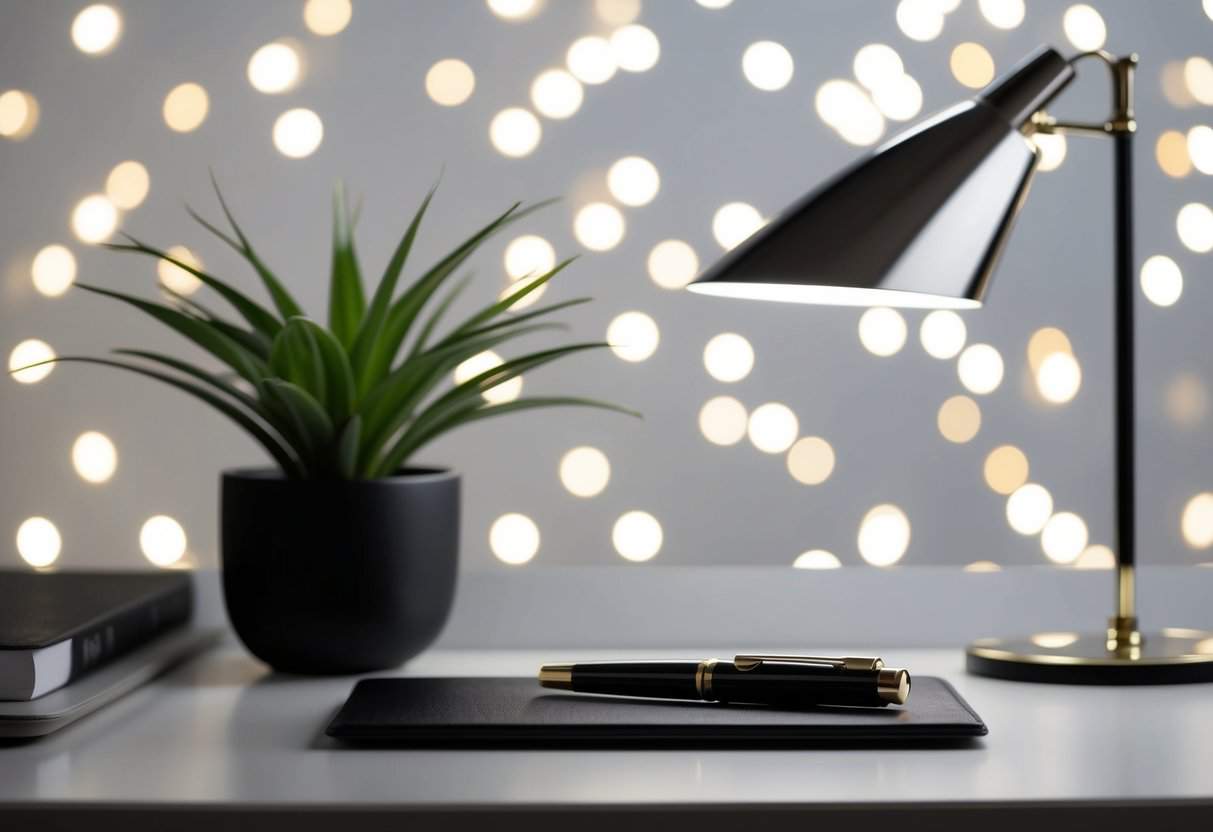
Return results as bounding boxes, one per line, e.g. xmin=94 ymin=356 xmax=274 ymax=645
xmin=689 ymin=47 xmax=1074 ymax=309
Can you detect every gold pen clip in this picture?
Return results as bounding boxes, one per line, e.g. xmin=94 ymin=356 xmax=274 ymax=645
xmin=732 ymin=654 xmax=884 ymax=672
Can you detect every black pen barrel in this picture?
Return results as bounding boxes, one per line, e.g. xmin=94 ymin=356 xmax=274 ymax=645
xmin=569 ymin=661 xmax=701 ymax=700
xmin=711 ymin=662 xmax=893 ymax=707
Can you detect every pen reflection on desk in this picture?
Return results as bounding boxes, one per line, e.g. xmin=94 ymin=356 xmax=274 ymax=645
xmin=539 ymin=654 xmax=911 ymax=708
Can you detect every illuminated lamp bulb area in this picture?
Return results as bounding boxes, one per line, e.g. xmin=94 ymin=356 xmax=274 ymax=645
xmin=857 ymin=307 xmax=907 ymax=356
xmin=747 ymin=402 xmax=798 ymax=454
xmin=1033 ymin=132 xmax=1067 ymax=172
xmin=574 ymin=202 xmax=625 ymax=251
xmin=606 ymin=311 xmax=659 ymax=362
xmin=1182 ymin=493 xmax=1213 ymax=549
xmin=530 ymin=69 xmax=583 ymax=119
xmin=1041 ymin=511 xmax=1089 ymax=564
xmin=1006 ymin=483 xmax=1053 ymax=535
xmin=106 ymin=160 xmax=150 ymax=210
xmin=559 ymin=446 xmax=611 ymax=498
xmin=17 ymin=517 xmax=62 ymax=568
xmin=950 ymin=42 xmax=995 ymax=89
xmin=984 ymin=445 xmax=1029 ymax=495
xmin=609 ymin=24 xmax=660 ymax=73
xmin=702 ymin=333 xmax=753 ymax=382
xmin=162 ymin=83 xmax=209 ymax=132
xmin=1188 ymin=125 xmax=1213 ymax=174
xmin=607 ymin=156 xmax=660 ymax=206
xmin=698 ymin=396 xmax=748 ymax=446
xmin=71 ymin=194 xmax=118 ymax=244
xmin=72 ymin=431 xmax=118 ymax=484
xmin=1177 ymin=203 xmax=1213 ymax=253
xmin=857 ymin=504 xmax=911 ymax=567
xmin=0 ymin=90 xmax=40 ymax=140
xmin=1036 ymin=351 xmax=1082 ymax=404
xmin=919 ymin=310 xmax=967 ymax=359
xmin=1063 ymin=4 xmax=1107 ymax=51
xmin=140 ymin=515 xmax=187 ymax=567
xmin=566 ymin=36 xmax=616 ymax=85
xmin=426 ymin=59 xmax=476 ymax=107
xmin=613 ymin=511 xmax=663 ymax=562
xmin=1156 ymin=130 xmax=1192 ymax=179
xmin=647 ymin=240 xmax=698 ymax=290
xmin=304 ymin=0 xmax=352 ymax=35
xmin=489 ymin=108 xmax=542 ymax=158
xmin=31 ymin=245 xmax=77 ymax=297
xmin=957 ymin=343 xmax=1004 ymax=395
xmin=937 ymin=395 xmax=981 ymax=444
xmin=742 ymin=41 xmax=794 ymax=92
xmin=786 ymin=436 xmax=835 ymax=485
xmin=490 ymin=513 xmax=539 ymax=565
xmin=248 ymin=42 xmax=302 ymax=94
xmin=71 ymin=4 xmax=122 ymax=55
xmin=273 ymin=108 xmax=324 ymax=159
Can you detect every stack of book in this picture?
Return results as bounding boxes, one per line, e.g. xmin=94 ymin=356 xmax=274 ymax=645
xmin=0 ymin=571 xmax=193 ymax=702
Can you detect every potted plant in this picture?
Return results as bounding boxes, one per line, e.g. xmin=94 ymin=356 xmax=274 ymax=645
xmin=34 ymin=178 xmax=634 ymax=674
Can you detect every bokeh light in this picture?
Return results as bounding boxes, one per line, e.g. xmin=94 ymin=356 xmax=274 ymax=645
xmin=647 ymin=239 xmax=698 ymax=289
xmin=163 ymin=83 xmax=209 ymax=132
xmin=1063 ymin=4 xmax=1107 ymax=51
xmin=793 ymin=550 xmax=841 ymax=569
xmin=1006 ymin=483 xmax=1053 ymax=535
xmin=613 ymin=511 xmax=663 ymax=562
xmin=1177 ymin=202 xmax=1213 ymax=253
xmin=31 ymin=245 xmax=77 ymax=298
xmin=1027 ymin=326 xmax=1073 ymax=373
xmin=742 ymin=41 xmax=794 ymax=91
xmin=71 ymin=194 xmax=118 ymax=244
xmin=490 ymin=512 xmax=539 ymax=564
xmin=8 ymin=339 xmax=56 ymax=384
xmin=158 ymin=245 xmax=203 ymax=296
xmin=454 ymin=350 xmax=522 ymax=404
xmin=503 ymin=234 xmax=555 ymax=284
xmin=1185 ymin=57 xmax=1213 ymax=106
xmin=858 ymin=307 xmax=907 ymax=356
xmin=871 ymin=74 xmax=923 ymax=122
xmin=574 ymin=202 xmax=625 ymax=251
xmin=964 ymin=561 xmax=1002 ymax=573
xmin=105 ymin=160 xmax=150 ymax=210
xmin=607 ymin=311 xmax=659 ymax=362
xmin=489 ymin=107 xmax=542 ymax=158
xmin=1036 ymin=351 xmax=1082 ymax=404
xmin=610 ymin=24 xmax=660 ymax=72
xmin=984 ymin=445 xmax=1029 ymax=495
xmin=304 ymin=0 xmax=352 ymax=35
xmin=559 ymin=446 xmax=610 ymax=497
xmin=937 ymin=395 xmax=981 ymax=443
xmin=595 ymin=0 xmax=639 ymax=25
xmin=1188 ymin=125 xmax=1213 ymax=174
xmin=140 ymin=515 xmax=187 ymax=567
xmin=1140 ymin=254 xmax=1183 ymax=307
xmin=17 ymin=517 xmax=61 ymax=568
xmin=71 ymin=4 xmax=122 ymax=55
xmin=919 ymin=310 xmax=967 ymax=359
xmin=1074 ymin=544 xmax=1115 ymax=569
xmin=895 ymin=0 xmax=944 ymax=42
xmin=703 ymin=332 xmax=753 ymax=382
xmin=426 ymin=59 xmax=476 ymax=107
xmin=1156 ymin=130 xmax=1192 ymax=178
xmin=1041 ymin=512 xmax=1089 ymax=564
xmin=853 ymin=44 xmax=903 ymax=91
xmin=816 ymin=79 xmax=885 ymax=145
xmin=978 ymin=0 xmax=1025 ymax=29
xmin=72 ymin=431 xmax=118 ymax=484
xmin=247 ymin=42 xmax=302 ymax=94
xmin=486 ymin=0 xmax=540 ymax=20
xmin=1182 ymin=493 xmax=1213 ymax=548
xmin=857 ymin=504 xmax=911 ymax=567
xmin=1166 ymin=372 xmax=1209 ymax=428
xmin=748 ymin=402 xmax=798 ymax=454
xmin=607 ymin=156 xmax=660 ymax=206
xmin=530 ymin=68 xmax=583 ymax=119
xmin=786 ymin=437 xmax=835 ymax=485
xmin=712 ymin=202 xmax=763 ymax=250
xmin=1032 ymin=132 xmax=1067 ymax=171
xmin=273 ymin=108 xmax=324 ymax=158
xmin=566 ymin=36 xmax=616 ymax=84
xmin=957 ymin=343 xmax=1004 ymax=395
xmin=0 ymin=90 xmax=39 ymax=140
xmin=699 ymin=396 xmax=748 ymax=446
xmin=950 ymin=42 xmax=995 ymax=88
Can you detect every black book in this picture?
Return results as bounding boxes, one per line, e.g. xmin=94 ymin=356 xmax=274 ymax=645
xmin=0 ymin=570 xmax=192 ymax=701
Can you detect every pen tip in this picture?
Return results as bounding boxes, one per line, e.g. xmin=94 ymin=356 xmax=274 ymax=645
xmin=538 ymin=663 xmax=574 ymax=690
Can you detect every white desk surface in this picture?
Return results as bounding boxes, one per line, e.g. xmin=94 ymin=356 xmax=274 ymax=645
xmin=2 ymin=640 xmax=1212 ymax=813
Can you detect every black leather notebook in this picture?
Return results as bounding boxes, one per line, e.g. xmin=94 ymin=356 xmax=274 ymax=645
xmin=326 ymin=676 xmax=987 ymax=747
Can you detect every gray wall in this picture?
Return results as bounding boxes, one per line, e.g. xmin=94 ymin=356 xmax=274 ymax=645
xmin=2 ymin=0 xmax=1211 ymax=571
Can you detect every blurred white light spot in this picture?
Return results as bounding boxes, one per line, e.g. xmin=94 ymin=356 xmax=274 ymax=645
xmin=794 ymin=549 xmax=841 ymax=569
xmin=871 ymin=73 xmax=922 ymax=122
xmin=1182 ymin=494 xmax=1213 ymax=548
xmin=504 ymin=235 xmax=556 ymax=281
xmin=486 ymin=0 xmax=540 ymax=20
xmin=426 ymin=59 xmax=476 ymax=107
xmin=1075 ymin=544 xmax=1115 ymax=570
xmin=858 ymin=504 xmax=911 ymax=566
xmin=163 ymin=82 xmax=209 ymax=132
xmin=1140 ymin=255 xmax=1183 ymax=307
xmin=853 ymin=44 xmax=904 ymax=92
xmin=1177 ymin=202 xmax=1213 ymax=253
xmin=71 ymin=5 xmax=122 ymax=55
xmin=858 ymin=307 xmax=907 ymax=356
xmin=964 ymin=560 xmax=1002 ymax=573
xmin=613 ymin=510 xmax=663 ymax=562
xmin=1063 ymin=4 xmax=1106 ymax=51
xmin=1033 ymin=132 xmax=1068 ymax=171
xmin=566 ymin=36 xmax=617 ymax=84
xmin=1032 ymin=631 xmax=1080 ymax=648
xmin=490 ymin=107 xmax=542 ymax=158
xmin=957 ymin=343 xmax=1004 ymax=395
xmin=490 ymin=513 xmax=539 ymax=564
xmin=0 ymin=90 xmax=39 ymax=140
xmin=560 ymin=446 xmax=611 ymax=497
xmin=1166 ymin=373 xmax=1209 ymax=428
xmin=248 ymin=42 xmax=302 ymax=94
xmin=31 ymin=245 xmax=77 ymax=298
xmin=595 ymin=0 xmax=639 ymax=25
xmin=607 ymin=311 xmax=659 ymax=362
xmin=647 ymin=239 xmax=698 ymax=289
xmin=1157 ymin=130 xmax=1192 ymax=178
xmin=712 ymin=202 xmax=763 ymax=250
xmin=748 ymin=402 xmax=798 ymax=454
xmin=1206 ymin=0 xmax=1213 ymax=22
xmin=919 ymin=310 xmax=966 ymax=359
xmin=787 ymin=437 xmax=835 ymax=485
xmin=1041 ymin=511 xmax=1088 ymax=564
xmin=937 ymin=395 xmax=981 ymax=443
xmin=1186 ymin=57 xmax=1213 ymax=106
xmin=71 ymin=194 xmax=118 ymax=244
xmin=8 ymin=339 xmax=55 ymax=384
xmin=978 ymin=0 xmax=1025 ymax=29
xmin=816 ymin=79 xmax=885 ymax=145
xmin=106 ymin=160 xmax=150 ymax=210
xmin=1007 ymin=483 xmax=1053 ymax=535
xmin=1037 ymin=351 xmax=1082 ymax=404
xmin=896 ymin=0 xmax=945 ymax=42
xmin=742 ymin=41 xmax=794 ymax=91
xmin=1188 ymin=125 xmax=1213 ymax=174
xmin=699 ymin=396 xmax=748 ymax=446
xmin=17 ymin=518 xmax=61 ymax=568
xmin=1027 ymin=327 xmax=1073 ymax=372
xmin=454 ymin=350 xmax=522 ymax=404
xmin=273 ymin=108 xmax=323 ymax=158
xmin=703 ymin=332 xmax=754 ymax=382
xmin=607 ymin=156 xmax=660 ymax=206
xmin=984 ymin=445 xmax=1029 ymax=495
xmin=140 ymin=515 xmax=187 ymax=567
xmin=530 ymin=68 xmax=583 ymax=119
xmin=304 ymin=0 xmax=352 ymax=35
xmin=72 ymin=431 xmax=117 ymax=484
xmin=574 ymin=202 xmax=625 ymax=251
xmin=158 ymin=245 xmax=203 ymax=296
xmin=951 ymin=42 xmax=995 ymax=88
xmin=610 ymin=24 xmax=660 ymax=72
xmin=695 ymin=0 xmax=733 ymax=7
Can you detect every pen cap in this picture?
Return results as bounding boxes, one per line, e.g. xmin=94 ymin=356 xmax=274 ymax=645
xmin=877 ymin=668 xmax=911 ymax=705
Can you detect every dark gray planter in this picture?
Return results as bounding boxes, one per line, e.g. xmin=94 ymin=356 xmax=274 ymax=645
xmin=220 ymin=467 xmax=459 ymax=675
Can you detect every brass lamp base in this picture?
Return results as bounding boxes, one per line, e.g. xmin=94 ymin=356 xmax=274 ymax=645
xmin=966 ymin=627 xmax=1213 ymax=684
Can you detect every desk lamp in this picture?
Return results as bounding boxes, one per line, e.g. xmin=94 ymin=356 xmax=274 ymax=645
xmin=689 ymin=46 xmax=1213 ymax=684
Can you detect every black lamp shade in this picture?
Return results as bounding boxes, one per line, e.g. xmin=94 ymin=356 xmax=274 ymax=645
xmin=688 ymin=47 xmax=1075 ymax=309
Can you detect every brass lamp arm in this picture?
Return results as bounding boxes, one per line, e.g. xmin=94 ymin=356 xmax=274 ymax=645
xmin=1030 ymin=50 xmax=1138 ymax=137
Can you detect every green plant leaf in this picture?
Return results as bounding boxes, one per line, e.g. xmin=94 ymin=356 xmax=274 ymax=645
xmin=440 ymin=258 xmax=576 ymax=344
xmin=32 ymin=356 xmax=302 ymax=477
xmin=259 ymin=379 xmax=335 ymax=469
xmin=373 ymin=396 xmax=637 ymax=477
xmin=113 ymin=349 xmax=262 ymax=411
xmin=408 ymin=272 xmax=473 ymax=357
xmin=328 ymin=183 xmax=365 ymax=348
xmin=334 ymin=415 xmax=361 ymax=479
xmin=77 ymin=283 xmax=266 ymax=384
xmin=160 ymin=288 xmax=274 ymax=361
xmin=269 ymin=317 xmax=356 ymax=422
xmin=105 ymin=236 xmax=283 ymax=338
